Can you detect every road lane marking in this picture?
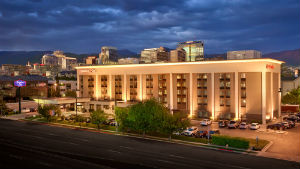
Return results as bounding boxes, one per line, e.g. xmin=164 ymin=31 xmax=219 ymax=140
xmin=48 ymin=133 xmax=57 ymax=136
xmin=169 ymin=154 xmax=185 ymax=159
xmin=108 ymin=149 xmax=121 ymax=154
xmin=157 ymin=159 xmax=176 ymax=164
xmin=9 ymin=154 xmax=23 ymax=160
xmin=119 ymin=146 xmax=132 ymax=149
xmin=69 ymin=142 xmax=79 ymax=146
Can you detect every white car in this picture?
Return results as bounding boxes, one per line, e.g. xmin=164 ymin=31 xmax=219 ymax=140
xmin=250 ymin=123 xmax=260 ymax=130
xmin=183 ymin=127 xmax=198 ymax=136
xmin=239 ymin=122 xmax=248 ymax=129
xmin=200 ymin=119 xmax=212 ymax=126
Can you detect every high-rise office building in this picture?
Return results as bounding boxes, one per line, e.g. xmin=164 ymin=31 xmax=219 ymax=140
xmin=41 ymin=50 xmax=77 ymax=70
xmin=170 ymin=48 xmax=186 ymax=62
xmin=85 ymin=56 xmax=97 ymax=65
xmin=177 ymin=41 xmax=204 ymax=61
xmin=99 ymin=46 xmax=118 ymax=65
xmin=140 ymin=47 xmax=169 ymax=63
xmin=227 ymin=50 xmax=262 ymax=60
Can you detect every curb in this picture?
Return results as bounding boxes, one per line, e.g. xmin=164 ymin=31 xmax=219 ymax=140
xmin=261 ymin=141 xmax=273 ymax=152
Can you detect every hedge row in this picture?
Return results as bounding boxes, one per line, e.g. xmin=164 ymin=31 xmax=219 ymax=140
xmin=212 ymin=135 xmax=249 ymax=149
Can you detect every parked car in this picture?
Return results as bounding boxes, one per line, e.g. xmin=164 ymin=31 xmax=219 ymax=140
xmin=194 ymin=130 xmax=207 ymax=138
xmin=200 ymin=119 xmax=212 ymax=126
xmin=218 ymin=120 xmax=228 ymax=128
xmin=250 ymin=123 xmax=260 ymax=130
xmin=267 ymin=123 xmax=285 ymax=130
xmin=284 ymin=115 xmax=300 ymax=122
xmin=281 ymin=121 xmax=291 ymax=129
xmin=287 ymin=120 xmax=295 ymax=128
xmin=183 ymin=127 xmax=198 ymax=136
xmin=239 ymin=122 xmax=248 ymax=129
xmin=228 ymin=120 xmax=239 ymax=129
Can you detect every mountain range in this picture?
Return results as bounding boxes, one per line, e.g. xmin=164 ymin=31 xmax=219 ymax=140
xmin=0 ymin=48 xmax=299 ymax=66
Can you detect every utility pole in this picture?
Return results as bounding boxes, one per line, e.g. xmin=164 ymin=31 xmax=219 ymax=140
xmin=18 ymin=87 xmax=21 ymax=114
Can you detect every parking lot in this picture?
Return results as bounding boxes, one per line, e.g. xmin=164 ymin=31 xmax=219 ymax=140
xmin=191 ymin=119 xmax=300 ymax=161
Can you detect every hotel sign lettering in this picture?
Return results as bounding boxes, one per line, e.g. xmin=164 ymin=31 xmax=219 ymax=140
xmin=266 ymin=64 xmax=274 ymax=69
xmin=14 ymin=80 xmax=26 ymax=87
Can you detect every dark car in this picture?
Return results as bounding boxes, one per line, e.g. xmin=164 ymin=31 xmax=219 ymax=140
xmin=218 ymin=120 xmax=228 ymax=128
xmin=267 ymin=123 xmax=286 ymax=130
xmin=284 ymin=115 xmax=300 ymax=122
xmin=194 ymin=130 xmax=207 ymax=138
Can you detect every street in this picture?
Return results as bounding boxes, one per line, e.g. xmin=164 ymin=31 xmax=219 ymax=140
xmin=0 ymin=119 xmax=299 ymax=169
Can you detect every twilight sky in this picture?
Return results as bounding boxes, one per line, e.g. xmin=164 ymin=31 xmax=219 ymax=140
xmin=0 ymin=0 xmax=299 ymax=54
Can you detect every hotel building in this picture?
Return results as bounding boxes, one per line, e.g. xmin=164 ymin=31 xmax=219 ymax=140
xmin=76 ymin=58 xmax=283 ymax=124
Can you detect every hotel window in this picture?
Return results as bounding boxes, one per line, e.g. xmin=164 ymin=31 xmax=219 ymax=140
xmin=203 ymin=74 xmax=207 ymax=79
xmin=241 ymin=90 xmax=246 ymax=98
xmin=177 ymin=97 xmax=181 ymax=103
xmin=177 ymin=75 xmax=181 ymax=79
xmin=226 ymin=99 xmax=230 ymax=106
xmin=220 ymin=90 xmax=224 ymax=97
xmin=220 ymin=99 xmax=224 ymax=106
xmin=197 ymin=98 xmax=202 ymax=104
xmin=197 ymin=81 xmax=201 ymax=87
xmin=241 ymin=73 xmax=246 ymax=79
xmin=177 ymin=89 xmax=181 ymax=95
xmin=225 ymin=74 xmax=231 ymax=79
xmin=241 ymin=81 xmax=246 ymax=88
xmin=220 ymin=81 xmax=225 ymax=88
xmin=197 ymin=90 xmax=202 ymax=96
xmin=182 ymin=89 xmax=186 ymax=95
xmin=203 ymin=90 xmax=207 ymax=97
xmin=177 ymin=82 xmax=181 ymax=87
xmin=219 ymin=74 xmax=224 ymax=80
xmin=226 ymin=90 xmax=230 ymax=98
xmin=182 ymin=97 xmax=186 ymax=103
xmin=241 ymin=99 xmax=246 ymax=107
xmin=225 ymin=81 xmax=230 ymax=88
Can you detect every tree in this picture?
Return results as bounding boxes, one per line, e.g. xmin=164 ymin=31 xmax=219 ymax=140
xmin=64 ymin=90 xmax=77 ymax=97
xmin=161 ymin=112 xmax=191 ymax=140
xmin=115 ymin=107 xmax=130 ymax=131
xmin=282 ymin=87 xmax=300 ymax=105
xmin=38 ymin=104 xmax=61 ymax=121
xmin=90 ymin=109 xmax=108 ymax=129
xmin=127 ymin=99 xmax=167 ymax=136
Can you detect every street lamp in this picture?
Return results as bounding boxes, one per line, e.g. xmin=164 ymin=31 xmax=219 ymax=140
xmin=75 ymin=89 xmax=80 ymax=118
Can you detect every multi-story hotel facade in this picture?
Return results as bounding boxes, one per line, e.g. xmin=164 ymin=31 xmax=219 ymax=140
xmin=76 ymin=58 xmax=283 ymax=124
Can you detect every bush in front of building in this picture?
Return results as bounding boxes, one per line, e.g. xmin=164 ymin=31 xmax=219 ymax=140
xmin=211 ymin=135 xmax=249 ymax=149
xmin=90 ymin=109 xmax=108 ymax=129
xmin=38 ymin=104 xmax=61 ymax=122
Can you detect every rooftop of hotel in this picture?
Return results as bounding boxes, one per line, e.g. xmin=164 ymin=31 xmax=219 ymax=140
xmin=75 ymin=58 xmax=284 ymax=69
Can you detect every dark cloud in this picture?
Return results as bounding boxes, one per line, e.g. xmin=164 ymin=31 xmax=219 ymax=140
xmin=0 ymin=0 xmax=299 ymax=54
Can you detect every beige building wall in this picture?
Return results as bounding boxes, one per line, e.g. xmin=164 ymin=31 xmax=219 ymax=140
xmin=76 ymin=59 xmax=283 ymax=124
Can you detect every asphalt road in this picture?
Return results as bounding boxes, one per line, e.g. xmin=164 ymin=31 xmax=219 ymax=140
xmin=0 ymin=119 xmax=299 ymax=169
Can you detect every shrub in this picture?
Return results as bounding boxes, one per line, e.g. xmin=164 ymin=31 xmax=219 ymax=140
xmin=212 ymin=135 xmax=249 ymax=149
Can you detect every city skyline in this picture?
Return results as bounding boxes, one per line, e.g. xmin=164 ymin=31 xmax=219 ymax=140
xmin=0 ymin=0 xmax=299 ymax=54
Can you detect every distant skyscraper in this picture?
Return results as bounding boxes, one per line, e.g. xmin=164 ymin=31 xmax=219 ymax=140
xmin=227 ymin=50 xmax=262 ymax=60
xmin=140 ymin=47 xmax=169 ymax=63
xmin=170 ymin=48 xmax=186 ymax=62
xmin=85 ymin=56 xmax=97 ymax=65
xmin=41 ymin=50 xmax=77 ymax=70
xmin=177 ymin=41 xmax=204 ymax=61
xmin=99 ymin=46 xmax=118 ymax=64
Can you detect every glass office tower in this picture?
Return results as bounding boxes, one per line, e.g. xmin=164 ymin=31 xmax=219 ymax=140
xmin=177 ymin=41 xmax=204 ymax=61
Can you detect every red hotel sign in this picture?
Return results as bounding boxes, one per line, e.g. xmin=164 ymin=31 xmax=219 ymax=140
xmin=266 ymin=64 xmax=274 ymax=69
